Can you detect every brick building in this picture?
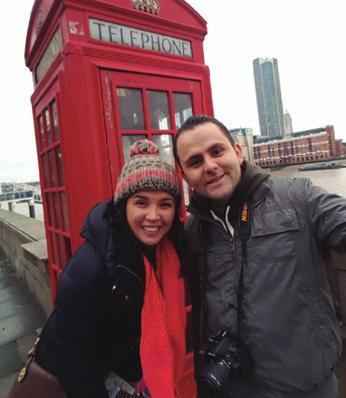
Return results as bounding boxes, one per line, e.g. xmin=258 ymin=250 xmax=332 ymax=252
xmin=230 ymin=128 xmax=254 ymax=163
xmin=253 ymin=125 xmax=342 ymax=168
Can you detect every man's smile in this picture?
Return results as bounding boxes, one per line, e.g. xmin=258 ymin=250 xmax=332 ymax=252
xmin=206 ymin=173 xmax=225 ymax=186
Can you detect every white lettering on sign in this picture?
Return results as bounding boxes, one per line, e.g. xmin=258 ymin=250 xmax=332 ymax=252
xmin=69 ymin=21 xmax=84 ymax=36
xmin=89 ymin=18 xmax=192 ymax=58
xmin=36 ymin=29 xmax=62 ymax=83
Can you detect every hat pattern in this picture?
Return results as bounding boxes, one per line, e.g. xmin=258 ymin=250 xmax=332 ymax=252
xmin=114 ymin=139 xmax=181 ymax=204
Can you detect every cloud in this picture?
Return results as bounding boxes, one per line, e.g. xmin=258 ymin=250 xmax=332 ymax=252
xmin=0 ymin=159 xmax=39 ymax=183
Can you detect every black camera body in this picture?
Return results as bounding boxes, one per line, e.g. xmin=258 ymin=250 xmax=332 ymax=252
xmin=197 ymin=330 xmax=242 ymax=398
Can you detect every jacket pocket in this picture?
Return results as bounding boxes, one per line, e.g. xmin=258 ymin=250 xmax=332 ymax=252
xmin=252 ymin=208 xmax=299 ymax=237
xmin=249 ymin=208 xmax=300 ymax=285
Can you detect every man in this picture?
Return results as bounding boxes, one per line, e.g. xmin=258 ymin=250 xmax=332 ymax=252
xmin=173 ymin=115 xmax=345 ymax=398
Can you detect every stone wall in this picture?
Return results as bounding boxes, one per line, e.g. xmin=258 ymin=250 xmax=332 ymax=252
xmin=0 ymin=209 xmax=52 ymax=316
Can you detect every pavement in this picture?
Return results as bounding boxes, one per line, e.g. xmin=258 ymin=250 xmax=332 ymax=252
xmin=0 ymin=246 xmax=346 ymax=397
xmin=0 ymin=247 xmax=46 ymax=398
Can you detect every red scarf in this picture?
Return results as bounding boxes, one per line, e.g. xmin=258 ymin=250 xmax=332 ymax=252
xmin=140 ymin=237 xmax=189 ymax=398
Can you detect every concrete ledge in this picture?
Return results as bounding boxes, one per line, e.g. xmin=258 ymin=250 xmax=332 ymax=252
xmin=0 ymin=209 xmax=52 ymax=316
xmin=22 ymin=239 xmax=48 ymax=275
xmin=0 ymin=209 xmax=45 ymax=241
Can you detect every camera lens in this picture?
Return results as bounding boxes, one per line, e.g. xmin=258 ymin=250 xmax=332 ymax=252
xmin=197 ymin=360 xmax=231 ymax=398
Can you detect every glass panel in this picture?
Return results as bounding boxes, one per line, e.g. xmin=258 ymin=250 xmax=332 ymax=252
xmin=53 ymin=192 xmax=62 ymax=229
xmin=61 ymin=192 xmax=69 ymax=231
xmin=38 ymin=114 xmax=46 ymax=148
xmin=46 ymin=193 xmax=53 ymax=226
xmin=56 ymin=147 xmax=64 ymax=186
xmin=117 ymin=88 xmax=144 ymax=130
xmin=148 ymin=91 xmax=171 ymax=130
xmin=51 ymin=100 xmax=60 ymax=141
xmin=174 ymin=93 xmax=193 ymax=128
xmin=59 ymin=235 xmax=68 ymax=267
xmin=152 ymin=134 xmax=175 ymax=166
xmin=122 ymin=135 xmax=146 ymax=163
xmin=51 ymin=232 xmax=61 ymax=266
xmin=58 ymin=236 xmax=72 ymax=268
xmin=41 ymin=154 xmax=50 ymax=187
xmin=45 ymin=108 xmax=52 ymax=145
xmin=48 ymin=150 xmax=58 ymax=187
xmin=64 ymin=237 xmax=72 ymax=261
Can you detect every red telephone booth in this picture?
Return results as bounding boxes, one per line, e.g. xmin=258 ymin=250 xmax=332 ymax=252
xmin=25 ymin=0 xmax=213 ymax=395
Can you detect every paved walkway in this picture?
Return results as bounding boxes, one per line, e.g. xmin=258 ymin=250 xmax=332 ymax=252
xmin=0 ymin=248 xmax=45 ymax=398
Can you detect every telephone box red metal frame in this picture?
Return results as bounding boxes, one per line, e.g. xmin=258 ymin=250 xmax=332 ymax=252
xmin=25 ymin=1 xmax=213 ymax=395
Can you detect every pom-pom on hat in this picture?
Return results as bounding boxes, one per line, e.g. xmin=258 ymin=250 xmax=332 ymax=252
xmin=114 ymin=139 xmax=181 ymax=205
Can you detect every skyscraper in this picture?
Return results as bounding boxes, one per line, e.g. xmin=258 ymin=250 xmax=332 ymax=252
xmin=284 ymin=111 xmax=293 ymax=135
xmin=253 ymin=58 xmax=285 ymax=137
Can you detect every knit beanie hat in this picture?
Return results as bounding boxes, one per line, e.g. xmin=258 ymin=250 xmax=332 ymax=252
xmin=114 ymin=139 xmax=181 ymax=205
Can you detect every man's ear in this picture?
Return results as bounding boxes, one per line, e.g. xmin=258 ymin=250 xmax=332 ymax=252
xmin=179 ymin=168 xmax=190 ymax=184
xmin=181 ymin=169 xmax=189 ymax=183
xmin=175 ymin=161 xmax=187 ymax=181
xmin=234 ymin=143 xmax=244 ymax=165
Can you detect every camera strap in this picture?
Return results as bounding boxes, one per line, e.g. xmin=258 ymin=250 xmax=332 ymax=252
xmin=198 ymin=201 xmax=251 ymax=342
xmin=237 ymin=201 xmax=250 ymax=337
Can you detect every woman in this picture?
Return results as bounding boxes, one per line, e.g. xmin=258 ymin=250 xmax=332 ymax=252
xmin=35 ymin=140 xmax=191 ymax=397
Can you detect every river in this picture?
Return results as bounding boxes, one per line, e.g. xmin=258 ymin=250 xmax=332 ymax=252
xmin=270 ymin=161 xmax=346 ymax=198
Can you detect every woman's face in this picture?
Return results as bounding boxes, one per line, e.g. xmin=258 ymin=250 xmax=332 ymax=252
xmin=126 ymin=190 xmax=175 ymax=246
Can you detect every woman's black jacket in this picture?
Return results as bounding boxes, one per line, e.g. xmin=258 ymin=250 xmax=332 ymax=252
xmin=36 ymin=201 xmax=146 ymax=398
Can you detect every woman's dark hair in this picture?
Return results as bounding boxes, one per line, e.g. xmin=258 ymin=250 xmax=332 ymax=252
xmin=106 ymin=197 xmax=187 ymax=275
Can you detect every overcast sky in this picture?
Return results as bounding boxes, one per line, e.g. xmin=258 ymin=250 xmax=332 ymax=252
xmin=0 ymin=0 xmax=345 ymax=182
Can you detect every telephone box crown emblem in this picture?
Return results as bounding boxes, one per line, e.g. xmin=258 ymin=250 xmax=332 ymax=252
xmin=132 ymin=0 xmax=161 ymax=15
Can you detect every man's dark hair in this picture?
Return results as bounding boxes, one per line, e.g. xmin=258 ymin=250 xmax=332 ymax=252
xmin=173 ymin=115 xmax=235 ymax=166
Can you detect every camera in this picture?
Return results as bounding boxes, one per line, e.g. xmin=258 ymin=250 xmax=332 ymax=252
xmin=197 ymin=330 xmax=242 ymax=398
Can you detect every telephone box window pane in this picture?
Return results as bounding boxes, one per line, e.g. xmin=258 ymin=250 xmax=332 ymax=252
xmin=152 ymin=135 xmax=174 ymax=166
xmin=122 ymin=135 xmax=146 ymax=163
xmin=59 ymin=235 xmax=68 ymax=267
xmin=46 ymin=193 xmax=53 ymax=226
xmin=42 ymin=154 xmax=50 ymax=187
xmin=45 ymin=108 xmax=52 ymax=145
xmin=56 ymin=147 xmax=64 ymax=186
xmin=59 ymin=236 xmax=72 ymax=267
xmin=174 ymin=93 xmax=193 ymax=128
xmin=38 ymin=115 xmax=45 ymax=148
xmin=61 ymin=192 xmax=69 ymax=231
xmin=50 ymin=232 xmax=61 ymax=266
xmin=48 ymin=150 xmax=58 ymax=187
xmin=51 ymin=100 xmax=60 ymax=141
xmin=53 ymin=192 xmax=62 ymax=229
xmin=117 ymin=88 xmax=144 ymax=130
xmin=148 ymin=91 xmax=171 ymax=130
xmin=65 ymin=237 xmax=72 ymax=260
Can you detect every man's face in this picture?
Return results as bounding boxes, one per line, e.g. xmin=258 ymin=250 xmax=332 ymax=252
xmin=176 ymin=122 xmax=244 ymax=205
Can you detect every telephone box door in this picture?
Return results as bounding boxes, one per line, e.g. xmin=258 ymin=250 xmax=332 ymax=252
xmin=101 ymin=69 xmax=201 ymax=396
